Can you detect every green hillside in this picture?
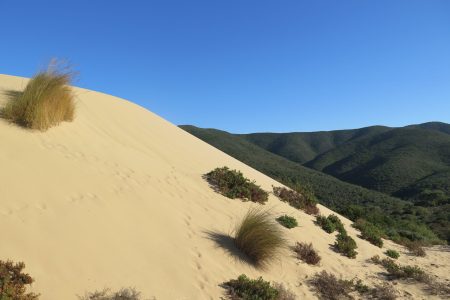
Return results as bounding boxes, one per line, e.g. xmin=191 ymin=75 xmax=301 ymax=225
xmin=180 ymin=125 xmax=444 ymax=244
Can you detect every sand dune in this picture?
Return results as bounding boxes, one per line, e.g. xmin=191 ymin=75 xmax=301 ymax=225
xmin=0 ymin=74 xmax=448 ymax=299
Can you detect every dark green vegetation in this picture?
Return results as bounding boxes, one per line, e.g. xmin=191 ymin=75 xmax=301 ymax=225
xmin=352 ymin=219 xmax=384 ymax=248
xmin=315 ymin=214 xmax=345 ymax=234
xmin=180 ymin=124 xmax=448 ymax=244
xmin=205 ymin=167 xmax=268 ymax=204
xmin=276 ymin=215 xmax=298 ymax=229
xmin=272 ymin=186 xmax=319 ymax=215
xmin=370 ymin=255 xmax=428 ymax=282
xmin=334 ymin=232 xmax=358 ymax=258
xmin=234 ymin=208 xmax=286 ymax=268
xmin=78 ymin=288 xmax=144 ymax=300
xmin=222 ymin=274 xmax=295 ymax=300
xmin=0 ymin=260 xmax=39 ymax=300
xmin=293 ymin=242 xmax=321 ymax=265
xmin=2 ymin=63 xmax=75 ymax=131
xmin=385 ymin=249 xmax=400 ymax=259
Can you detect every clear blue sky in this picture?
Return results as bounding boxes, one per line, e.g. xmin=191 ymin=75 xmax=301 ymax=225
xmin=1 ymin=1 xmax=449 ymax=133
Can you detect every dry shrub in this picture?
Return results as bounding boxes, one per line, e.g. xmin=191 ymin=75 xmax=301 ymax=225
xmin=0 ymin=260 xmax=39 ymax=300
xmin=3 ymin=61 xmax=75 ymax=131
xmin=310 ymin=271 xmax=353 ymax=300
xmin=370 ymin=283 xmax=397 ymax=300
xmin=273 ymin=186 xmax=319 ymax=215
xmin=78 ymin=288 xmax=150 ymax=300
xmin=293 ymin=242 xmax=321 ymax=265
xmin=404 ymin=241 xmax=426 ymax=257
xmin=234 ymin=208 xmax=287 ymax=268
xmin=271 ymin=283 xmax=296 ymax=300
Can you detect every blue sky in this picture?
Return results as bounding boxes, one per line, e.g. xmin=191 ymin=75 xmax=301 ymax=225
xmin=1 ymin=0 xmax=449 ymax=133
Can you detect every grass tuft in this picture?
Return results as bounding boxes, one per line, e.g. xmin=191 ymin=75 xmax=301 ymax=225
xmin=293 ymin=242 xmax=321 ymax=265
xmin=234 ymin=208 xmax=286 ymax=268
xmin=2 ymin=61 xmax=75 ymax=131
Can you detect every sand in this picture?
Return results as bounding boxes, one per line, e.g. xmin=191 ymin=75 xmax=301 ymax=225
xmin=0 ymin=74 xmax=448 ymax=299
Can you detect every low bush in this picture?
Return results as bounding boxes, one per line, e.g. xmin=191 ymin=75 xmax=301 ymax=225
xmin=276 ymin=215 xmax=298 ymax=229
xmin=372 ymin=257 xmax=429 ymax=282
xmin=353 ymin=219 xmax=384 ymax=248
xmin=315 ymin=214 xmax=345 ymax=234
xmin=271 ymin=283 xmax=296 ymax=300
xmin=385 ymin=249 xmax=400 ymax=259
xmin=310 ymin=271 xmax=354 ymax=300
xmin=222 ymin=274 xmax=278 ymax=300
xmin=293 ymin=242 xmax=321 ymax=265
xmin=206 ymin=167 xmax=268 ymax=204
xmin=234 ymin=208 xmax=286 ymax=268
xmin=272 ymin=186 xmax=319 ymax=215
xmin=334 ymin=232 xmax=358 ymax=258
xmin=404 ymin=241 xmax=426 ymax=257
xmin=2 ymin=61 xmax=75 ymax=131
xmin=78 ymin=288 xmax=147 ymax=300
xmin=0 ymin=260 xmax=39 ymax=300
xmin=370 ymin=283 xmax=397 ymax=300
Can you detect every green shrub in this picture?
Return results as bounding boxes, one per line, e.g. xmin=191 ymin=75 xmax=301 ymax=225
xmin=222 ymin=274 xmax=279 ymax=300
xmin=206 ymin=167 xmax=268 ymax=204
xmin=272 ymin=186 xmax=319 ymax=215
xmin=310 ymin=271 xmax=354 ymax=300
xmin=0 ymin=260 xmax=39 ymax=300
xmin=334 ymin=232 xmax=358 ymax=258
xmin=293 ymin=242 xmax=321 ymax=265
xmin=234 ymin=208 xmax=286 ymax=268
xmin=353 ymin=219 xmax=384 ymax=248
xmin=385 ymin=249 xmax=400 ymax=259
xmin=78 ymin=288 xmax=147 ymax=300
xmin=276 ymin=215 xmax=298 ymax=229
xmin=315 ymin=214 xmax=345 ymax=234
xmin=372 ymin=257 xmax=429 ymax=282
xmin=354 ymin=279 xmax=369 ymax=294
xmin=2 ymin=61 xmax=75 ymax=131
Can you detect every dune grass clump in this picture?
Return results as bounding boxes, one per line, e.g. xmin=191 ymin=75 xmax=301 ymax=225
xmin=385 ymin=249 xmax=400 ymax=259
xmin=352 ymin=218 xmax=384 ymax=248
xmin=2 ymin=62 xmax=75 ymax=131
xmin=293 ymin=242 xmax=321 ymax=265
xmin=206 ymin=167 xmax=268 ymax=204
xmin=276 ymin=215 xmax=298 ymax=229
xmin=272 ymin=185 xmax=319 ymax=215
xmin=78 ymin=288 xmax=147 ymax=300
xmin=334 ymin=232 xmax=358 ymax=258
xmin=315 ymin=214 xmax=345 ymax=234
xmin=310 ymin=271 xmax=354 ymax=300
xmin=234 ymin=208 xmax=286 ymax=268
xmin=0 ymin=260 xmax=39 ymax=300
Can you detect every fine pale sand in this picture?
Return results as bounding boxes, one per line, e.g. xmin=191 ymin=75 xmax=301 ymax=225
xmin=0 ymin=74 xmax=448 ymax=299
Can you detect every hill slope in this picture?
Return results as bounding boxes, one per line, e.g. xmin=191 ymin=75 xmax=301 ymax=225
xmin=1 ymin=74 xmax=448 ymax=299
xmin=180 ymin=126 xmax=441 ymax=243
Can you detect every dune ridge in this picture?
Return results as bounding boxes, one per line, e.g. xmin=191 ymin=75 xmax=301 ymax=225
xmin=0 ymin=74 xmax=448 ymax=299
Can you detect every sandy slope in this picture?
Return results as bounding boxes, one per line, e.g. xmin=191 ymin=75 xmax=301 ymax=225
xmin=0 ymin=74 xmax=448 ymax=299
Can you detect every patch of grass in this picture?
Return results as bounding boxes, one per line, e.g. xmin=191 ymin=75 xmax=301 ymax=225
xmin=205 ymin=167 xmax=268 ymax=204
xmin=273 ymin=186 xmax=319 ymax=215
xmin=78 ymin=288 xmax=150 ymax=300
xmin=276 ymin=215 xmax=298 ymax=229
xmin=404 ymin=241 xmax=426 ymax=257
xmin=310 ymin=271 xmax=354 ymax=300
xmin=222 ymin=274 xmax=279 ymax=300
xmin=234 ymin=208 xmax=287 ymax=268
xmin=315 ymin=214 xmax=345 ymax=234
xmin=2 ymin=61 xmax=75 ymax=131
xmin=385 ymin=249 xmax=400 ymax=259
xmin=353 ymin=218 xmax=384 ymax=248
xmin=293 ymin=242 xmax=321 ymax=265
xmin=0 ymin=260 xmax=39 ymax=300
xmin=334 ymin=232 xmax=358 ymax=258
